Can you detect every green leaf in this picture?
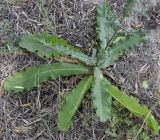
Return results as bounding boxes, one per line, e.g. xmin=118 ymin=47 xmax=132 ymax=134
xmin=4 ymin=63 xmax=90 ymax=92
xmin=58 ymin=76 xmax=93 ymax=131
xmin=147 ymin=115 xmax=160 ymax=135
xmin=96 ymin=3 xmax=119 ymax=49
xmin=123 ymin=0 xmax=135 ymax=17
xmin=101 ymin=32 xmax=146 ymax=68
xmin=105 ymin=80 xmax=159 ymax=135
xmin=20 ymin=33 xmax=96 ymax=65
xmin=92 ymin=68 xmax=112 ymax=122
xmin=142 ymin=80 xmax=149 ymax=90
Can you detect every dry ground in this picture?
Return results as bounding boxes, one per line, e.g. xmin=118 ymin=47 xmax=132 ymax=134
xmin=0 ymin=0 xmax=160 ymax=139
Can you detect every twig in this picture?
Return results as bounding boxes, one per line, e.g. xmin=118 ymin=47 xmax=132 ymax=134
xmin=133 ymin=111 xmax=151 ymax=140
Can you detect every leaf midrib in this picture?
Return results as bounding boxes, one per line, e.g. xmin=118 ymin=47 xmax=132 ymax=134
xmin=110 ymin=36 xmax=138 ymax=53
xmin=94 ymin=68 xmax=105 ymax=116
xmin=14 ymin=68 xmax=88 ymax=87
xmin=68 ymin=76 xmax=92 ymax=125
xmin=35 ymin=42 xmax=92 ymax=62
xmin=97 ymin=71 xmax=104 ymax=115
xmin=40 ymin=68 xmax=88 ymax=75
xmin=109 ymin=87 xmax=149 ymax=116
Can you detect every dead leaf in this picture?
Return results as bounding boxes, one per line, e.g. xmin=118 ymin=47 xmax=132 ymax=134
xmin=54 ymin=57 xmax=80 ymax=64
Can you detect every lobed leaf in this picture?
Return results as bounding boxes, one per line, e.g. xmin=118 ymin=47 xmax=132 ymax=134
xmin=92 ymin=68 xmax=112 ymax=122
xmin=105 ymin=79 xmax=159 ymax=135
xmin=4 ymin=63 xmax=90 ymax=92
xmin=101 ymin=32 xmax=147 ymax=68
xmin=20 ymin=33 xmax=96 ymax=65
xmin=96 ymin=3 xmax=119 ymax=49
xmin=58 ymin=76 xmax=93 ymax=131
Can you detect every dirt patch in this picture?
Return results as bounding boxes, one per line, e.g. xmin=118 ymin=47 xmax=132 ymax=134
xmin=0 ymin=0 xmax=160 ymax=139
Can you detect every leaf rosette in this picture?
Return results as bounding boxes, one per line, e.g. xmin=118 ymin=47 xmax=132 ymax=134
xmin=3 ymin=1 xmax=159 ymax=135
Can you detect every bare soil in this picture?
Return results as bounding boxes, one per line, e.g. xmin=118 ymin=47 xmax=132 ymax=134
xmin=0 ymin=0 xmax=160 ymax=139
